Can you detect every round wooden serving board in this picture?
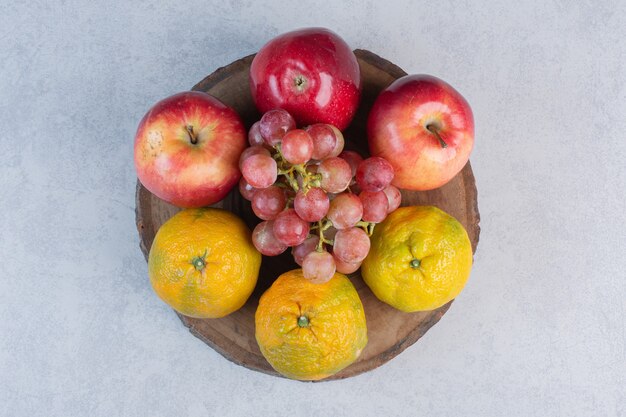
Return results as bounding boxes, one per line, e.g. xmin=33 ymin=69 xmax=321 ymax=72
xmin=135 ymin=49 xmax=480 ymax=380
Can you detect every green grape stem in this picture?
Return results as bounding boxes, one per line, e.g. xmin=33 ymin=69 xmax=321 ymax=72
xmin=356 ymin=220 xmax=376 ymax=236
xmin=285 ymin=170 xmax=299 ymax=191
xmin=315 ymin=219 xmax=334 ymax=251
xmin=274 ymin=146 xmax=324 ymax=195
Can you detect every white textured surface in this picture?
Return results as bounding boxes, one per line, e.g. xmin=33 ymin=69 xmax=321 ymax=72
xmin=1 ymin=1 xmax=625 ymax=416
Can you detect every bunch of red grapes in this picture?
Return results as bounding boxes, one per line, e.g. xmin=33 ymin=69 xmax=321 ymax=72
xmin=239 ymin=109 xmax=401 ymax=284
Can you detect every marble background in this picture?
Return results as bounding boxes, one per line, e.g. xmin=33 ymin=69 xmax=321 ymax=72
xmin=1 ymin=1 xmax=624 ymax=416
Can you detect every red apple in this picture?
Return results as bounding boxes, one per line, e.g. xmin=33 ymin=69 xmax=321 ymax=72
xmin=134 ymin=91 xmax=246 ymax=207
xmin=250 ymin=28 xmax=361 ymax=130
xmin=367 ymin=75 xmax=474 ymax=191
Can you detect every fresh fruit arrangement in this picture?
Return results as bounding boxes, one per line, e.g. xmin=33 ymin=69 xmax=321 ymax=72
xmin=134 ymin=28 xmax=477 ymax=381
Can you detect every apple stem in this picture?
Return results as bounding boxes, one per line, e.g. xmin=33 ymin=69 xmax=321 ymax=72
xmin=426 ymin=124 xmax=448 ymax=148
xmin=186 ymin=125 xmax=198 ymax=145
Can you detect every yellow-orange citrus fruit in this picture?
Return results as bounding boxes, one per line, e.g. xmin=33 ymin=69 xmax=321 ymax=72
xmin=255 ymin=269 xmax=367 ymax=380
xmin=362 ymin=206 xmax=472 ymax=312
xmin=148 ymin=208 xmax=261 ymax=318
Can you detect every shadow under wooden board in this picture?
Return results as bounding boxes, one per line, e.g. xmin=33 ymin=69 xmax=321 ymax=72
xmin=135 ymin=49 xmax=480 ymax=380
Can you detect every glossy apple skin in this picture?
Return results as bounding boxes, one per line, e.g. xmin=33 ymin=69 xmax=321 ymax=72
xmin=134 ymin=91 xmax=246 ymax=208
xmin=367 ymin=75 xmax=474 ymax=191
xmin=250 ymin=28 xmax=361 ymax=131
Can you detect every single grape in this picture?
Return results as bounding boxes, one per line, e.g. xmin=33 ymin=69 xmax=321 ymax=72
xmin=280 ymin=129 xmax=314 ymax=164
xmin=239 ymin=145 xmax=270 ymax=170
xmin=259 ymin=109 xmax=296 ymax=146
xmin=292 ymin=236 xmax=319 ymax=266
xmin=248 ymin=121 xmax=265 ymax=146
xmin=339 ymin=150 xmax=364 ymax=177
xmin=302 ymin=250 xmax=336 ymax=284
xmin=327 ymin=192 xmax=363 ymax=229
xmin=327 ymin=125 xmax=345 ymax=157
xmin=294 ymin=187 xmax=329 ymax=222
xmin=359 ymin=190 xmax=389 ymax=223
xmin=382 ymin=185 xmax=402 ymax=213
xmin=318 ymin=157 xmax=351 ymax=193
xmin=272 ymin=208 xmax=310 ymax=246
xmin=252 ymin=186 xmax=286 ymax=220
xmin=238 ymin=177 xmax=257 ymax=201
xmin=334 ymin=256 xmax=361 ymax=274
xmin=305 ymin=124 xmax=337 ymax=160
xmin=333 ymin=227 xmax=371 ymax=264
xmin=356 ymin=157 xmax=395 ymax=192
xmin=252 ymin=221 xmax=288 ymax=256
xmin=241 ymin=154 xmax=277 ymax=189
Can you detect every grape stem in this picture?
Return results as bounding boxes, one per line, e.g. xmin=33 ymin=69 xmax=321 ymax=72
xmin=315 ymin=219 xmax=334 ymax=251
xmin=274 ymin=146 xmax=322 ymax=193
xmin=285 ymin=170 xmax=299 ymax=191
xmin=356 ymin=220 xmax=376 ymax=236
xmin=310 ymin=173 xmax=322 ymax=188
xmin=294 ymin=165 xmax=311 ymax=192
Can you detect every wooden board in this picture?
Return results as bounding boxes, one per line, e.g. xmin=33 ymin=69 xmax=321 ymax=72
xmin=135 ymin=49 xmax=480 ymax=380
